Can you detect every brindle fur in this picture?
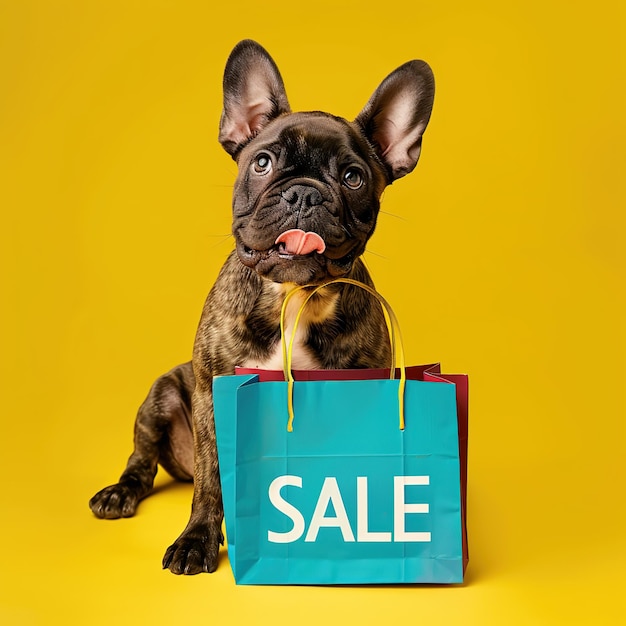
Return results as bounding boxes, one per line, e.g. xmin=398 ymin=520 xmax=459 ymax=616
xmin=89 ymin=40 xmax=434 ymax=575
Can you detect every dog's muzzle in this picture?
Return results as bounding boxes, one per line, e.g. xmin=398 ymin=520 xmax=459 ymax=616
xmin=233 ymin=177 xmax=365 ymax=284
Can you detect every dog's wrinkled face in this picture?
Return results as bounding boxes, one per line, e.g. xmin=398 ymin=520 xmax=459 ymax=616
xmin=219 ymin=40 xmax=435 ymax=286
xmin=232 ymin=113 xmax=388 ymax=284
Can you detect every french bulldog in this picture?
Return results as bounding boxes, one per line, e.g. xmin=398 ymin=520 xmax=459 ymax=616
xmin=89 ymin=39 xmax=435 ymax=575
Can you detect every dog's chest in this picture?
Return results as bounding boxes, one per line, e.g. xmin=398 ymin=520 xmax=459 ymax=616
xmin=240 ymin=285 xmax=338 ymax=371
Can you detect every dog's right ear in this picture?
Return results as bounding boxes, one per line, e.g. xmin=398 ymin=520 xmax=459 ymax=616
xmin=219 ymin=40 xmax=291 ymax=158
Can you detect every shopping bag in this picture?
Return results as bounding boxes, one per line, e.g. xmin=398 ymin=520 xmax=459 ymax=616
xmin=213 ymin=280 xmax=468 ymax=585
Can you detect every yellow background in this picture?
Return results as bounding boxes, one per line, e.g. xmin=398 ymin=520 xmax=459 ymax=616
xmin=1 ymin=0 xmax=625 ymax=624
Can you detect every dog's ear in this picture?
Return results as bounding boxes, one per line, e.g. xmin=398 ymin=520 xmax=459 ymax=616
xmin=219 ymin=40 xmax=291 ymax=158
xmin=355 ymin=60 xmax=435 ymax=181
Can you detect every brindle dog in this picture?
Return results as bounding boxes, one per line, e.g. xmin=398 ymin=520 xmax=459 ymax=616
xmin=89 ymin=40 xmax=435 ymax=575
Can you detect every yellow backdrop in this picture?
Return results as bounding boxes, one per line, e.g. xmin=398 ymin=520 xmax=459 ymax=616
xmin=1 ymin=0 xmax=624 ymax=624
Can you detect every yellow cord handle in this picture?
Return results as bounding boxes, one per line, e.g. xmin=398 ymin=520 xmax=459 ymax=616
xmin=280 ymin=278 xmax=407 ymax=431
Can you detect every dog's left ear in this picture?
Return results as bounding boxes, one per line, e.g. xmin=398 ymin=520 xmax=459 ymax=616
xmin=219 ymin=40 xmax=291 ymax=158
xmin=355 ymin=60 xmax=435 ymax=181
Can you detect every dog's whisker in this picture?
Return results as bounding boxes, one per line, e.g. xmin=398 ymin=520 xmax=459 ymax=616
xmin=379 ymin=210 xmax=408 ymax=222
xmin=364 ymin=249 xmax=390 ymax=260
xmin=207 ymin=235 xmax=234 ymax=250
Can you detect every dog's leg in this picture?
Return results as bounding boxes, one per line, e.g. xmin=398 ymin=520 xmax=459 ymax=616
xmin=161 ymin=382 xmax=223 ymax=574
xmin=89 ymin=362 xmax=195 ymax=519
xmin=162 ymin=376 xmax=223 ymax=575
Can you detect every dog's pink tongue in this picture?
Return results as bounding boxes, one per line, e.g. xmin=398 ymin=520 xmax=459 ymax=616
xmin=275 ymin=229 xmax=326 ymax=255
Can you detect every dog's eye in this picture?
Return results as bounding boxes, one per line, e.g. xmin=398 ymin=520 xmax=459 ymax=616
xmin=253 ymin=153 xmax=273 ymax=175
xmin=343 ymin=167 xmax=363 ymax=190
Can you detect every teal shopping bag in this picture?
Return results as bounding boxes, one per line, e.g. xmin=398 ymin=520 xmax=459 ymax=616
xmin=214 ymin=279 xmax=468 ymax=585
xmin=214 ymin=371 xmax=466 ymax=585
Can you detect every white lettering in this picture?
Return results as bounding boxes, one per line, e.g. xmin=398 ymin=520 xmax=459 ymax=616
xmin=305 ymin=477 xmax=355 ymax=542
xmin=393 ymin=476 xmax=431 ymax=542
xmin=266 ymin=475 xmax=432 ymax=544
xmin=267 ymin=475 xmax=306 ymax=543
xmin=357 ymin=477 xmax=392 ymax=542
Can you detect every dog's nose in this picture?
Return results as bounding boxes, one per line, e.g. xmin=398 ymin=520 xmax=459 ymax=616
xmin=282 ymin=185 xmax=323 ymax=209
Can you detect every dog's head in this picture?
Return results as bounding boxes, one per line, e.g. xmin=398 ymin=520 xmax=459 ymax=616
xmin=219 ymin=40 xmax=435 ymax=285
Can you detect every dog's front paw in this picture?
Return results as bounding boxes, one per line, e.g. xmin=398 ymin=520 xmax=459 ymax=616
xmin=162 ymin=527 xmax=223 ymax=575
xmin=89 ymin=482 xmax=143 ymax=519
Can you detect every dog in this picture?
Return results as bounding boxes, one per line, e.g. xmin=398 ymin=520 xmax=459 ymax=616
xmin=89 ymin=39 xmax=435 ymax=575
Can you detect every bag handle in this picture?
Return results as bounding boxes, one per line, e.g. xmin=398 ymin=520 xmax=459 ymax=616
xmin=280 ymin=278 xmax=407 ymax=431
